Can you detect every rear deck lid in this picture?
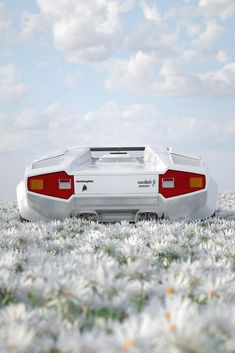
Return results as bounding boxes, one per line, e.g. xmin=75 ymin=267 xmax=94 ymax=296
xmin=75 ymin=174 xmax=158 ymax=195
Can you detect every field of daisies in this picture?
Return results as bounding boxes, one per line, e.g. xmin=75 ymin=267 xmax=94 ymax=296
xmin=0 ymin=193 xmax=235 ymax=353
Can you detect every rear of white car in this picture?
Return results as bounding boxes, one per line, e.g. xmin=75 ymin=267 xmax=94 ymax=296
xmin=17 ymin=146 xmax=217 ymax=222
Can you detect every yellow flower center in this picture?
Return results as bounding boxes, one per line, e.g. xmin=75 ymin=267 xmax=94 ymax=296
xmin=166 ymin=287 xmax=175 ymax=294
xmin=122 ymin=340 xmax=135 ymax=349
xmin=164 ymin=311 xmax=171 ymax=320
xmin=63 ymin=290 xmax=73 ymax=297
xmin=167 ymin=324 xmax=177 ymax=333
xmin=208 ymin=289 xmax=216 ymax=297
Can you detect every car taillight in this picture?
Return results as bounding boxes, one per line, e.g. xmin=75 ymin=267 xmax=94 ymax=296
xmin=28 ymin=171 xmax=74 ymax=199
xmin=159 ymin=170 xmax=206 ymax=198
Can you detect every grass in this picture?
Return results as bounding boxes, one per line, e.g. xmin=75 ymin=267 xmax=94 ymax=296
xmin=0 ymin=192 xmax=234 ymax=352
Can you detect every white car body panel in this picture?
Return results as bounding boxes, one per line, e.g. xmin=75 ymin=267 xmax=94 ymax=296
xmin=75 ymin=175 xmax=158 ymax=195
xmin=17 ymin=145 xmax=218 ymax=222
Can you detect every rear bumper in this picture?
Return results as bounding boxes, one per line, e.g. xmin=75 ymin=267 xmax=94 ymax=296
xmin=17 ymin=176 xmax=217 ymax=222
xmin=160 ymin=176 xmax=218 ymax=220
xmin=17 ymin=181 xmax=75 ymax=221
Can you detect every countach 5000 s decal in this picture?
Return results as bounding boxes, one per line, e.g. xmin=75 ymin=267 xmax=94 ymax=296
xmin=137 ymin=179 xmax=156 ymax=188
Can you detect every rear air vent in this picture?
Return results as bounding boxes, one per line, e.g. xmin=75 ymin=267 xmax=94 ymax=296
xmin=110 ymin=152 xmax=127 ymax=155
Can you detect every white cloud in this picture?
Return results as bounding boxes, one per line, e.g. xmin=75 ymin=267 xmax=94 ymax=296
xmin=0 ymin=64 xmax=29 ymax=102
xmin=181 ymin=49 xmax=195 ymax=62
xmin=0 ymin=48 xmax=11 ymax=59
xmin=0 ymin=101 xmax=234 ymax=154
xmin=216 ymin=50 xmax=229 ymax=64
xmin=199 ymin=0 xmax=235 ymax=20
xmin=103 ymin=1 xmax=233 ymax=98
xmin=141 ymin=1 xmax=162 ymax=24
xmin=124 ymin=2 xmax=179 ymax=58
xmin=0 ymin=133 xmax=27 ymax=153
xmin=0 ymin=3 xmax=14 ymax=44
xmin=106 ymin=55 xmax=200 ymax=96
xmin=30 ymin=0 xmax=234 ymax=102
xmin=199 ymin=63 xmax=235 ymax=96
xmin=106 ymin=51 xmax=235 ymax=97
xmin=0 ymin=112 xmax=12 ymax=129
xmin=166 ymin=117 xmax=225 ymax=146
xmin=81 ymin=101 xmax=162 ymax=145
xmin=155 ymin=59 xmax=202 ymax=96
xmin=106 ymin=52 xmax=157 ymax=92
xmin=224 ymin=119 xmax=235 ymax=133
xmin=15 ymin=108 xmax=46 ymax=129
xmin=36 ymin=0 xmax=133 ymax=62
xmin=0 ymin=3 xmax=10 ymax=30
xmin=185 ymin=22 xmax=201 ymax=37
xmin=20 ymin=10 xmax=47 ymax=42
xmin=126 ymin=21 xmax=178 ymax=56
xmin=13 ymin=102 xmax=77 ymax=131
xmin=192 ymin=20 xmax=223 ymax=50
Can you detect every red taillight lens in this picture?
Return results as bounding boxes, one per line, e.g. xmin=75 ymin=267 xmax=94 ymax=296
xmin=28 ymin=171 xmax=74 ymax=199
xmin=159 ymin=170 xmax=206 ymax=198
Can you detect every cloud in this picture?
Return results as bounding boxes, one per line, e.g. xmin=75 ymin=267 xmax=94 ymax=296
xmin=36 ymin=0 xmax=133 ymax=62
xmin=124 ymin=2 xmax=180 ymax=59
xmin=0 ymin=3 xmax=10 ymax=30
xmin=106 ymin=52 xmax=157 ymax=93
xmin=126 ymin=21 xmax=178 ymax=56
xmin=81 ymin=101 xmax=162 ymax=145
xmin=0 ymin=101 xmax=234 ymax=154
xmin=0 ymin=48 xmax=11 ymax=59
xmin=29 ymin=0 xmax=234 ymax=101
xmin=216 ymin=50 xmax=229 ymax=64
xmin=199 ymin=63 xmax=235 ymax=96
xmin=0 ymin=112 xmax=12 ymax=129
xmin=15 ymin=108 xmax=46 ymax=129
xmin=140 ymin=1 xmax=163 ymax=24
xmin=0 ymin=102 xmax=76 ymax=153
xmin=199 ymin=0 xmax=235 ymax=20
xmin=20 ymin=10 xmax=48 ymax=42
xmin=0 ymin=64 xmax=29 ymax=102
xmin=13 ymin=103 xmax=76 ymax=131
xmin=224 ymin=119 xmax=235 ymax=134
xmin=0 ymin=3 xmax=14 ymax=44
xmin=106 ymin=52 xmax=235 ymax=97
xmin=192 ymin=20 xmax=223 ymax=51
xmin=101 ymin=1 xmax=233 ymax=98
xmin=106 ymin=55 xmax=198 ymax=96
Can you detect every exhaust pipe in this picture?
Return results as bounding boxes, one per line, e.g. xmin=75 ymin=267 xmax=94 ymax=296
xmin=148 ymin=212 xmax=158 ymax=220
xmin=137 ymin=212 xmax=148 ymax=221
xmin=79 ymin=213 xmax=87 ymax=220
xmin=87 ymin=213 xmax=97 ymax=222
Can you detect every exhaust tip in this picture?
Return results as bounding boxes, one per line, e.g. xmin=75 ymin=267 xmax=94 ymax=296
xmin=136 ymin=212 xmax=158 ymax=221
xmin=136 ymin=212 xmax=148 ymax=221
xmin=148 ymin=212 xmax=158 ymax=220
xmin=79 ymin=213 xmax=87 ymax=220
xmin=78 ymin=213 xmax=98 ymax=221
xmin=87 ymin=213 xmax=97 ymax=222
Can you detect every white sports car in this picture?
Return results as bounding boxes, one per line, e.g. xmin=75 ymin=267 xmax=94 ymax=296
xmin=17 ymin=145 xmax=217 ymax=222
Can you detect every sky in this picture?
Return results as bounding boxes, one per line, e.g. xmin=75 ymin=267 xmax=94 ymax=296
xmin=0 ymin=0 xmax=235 ymax=199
